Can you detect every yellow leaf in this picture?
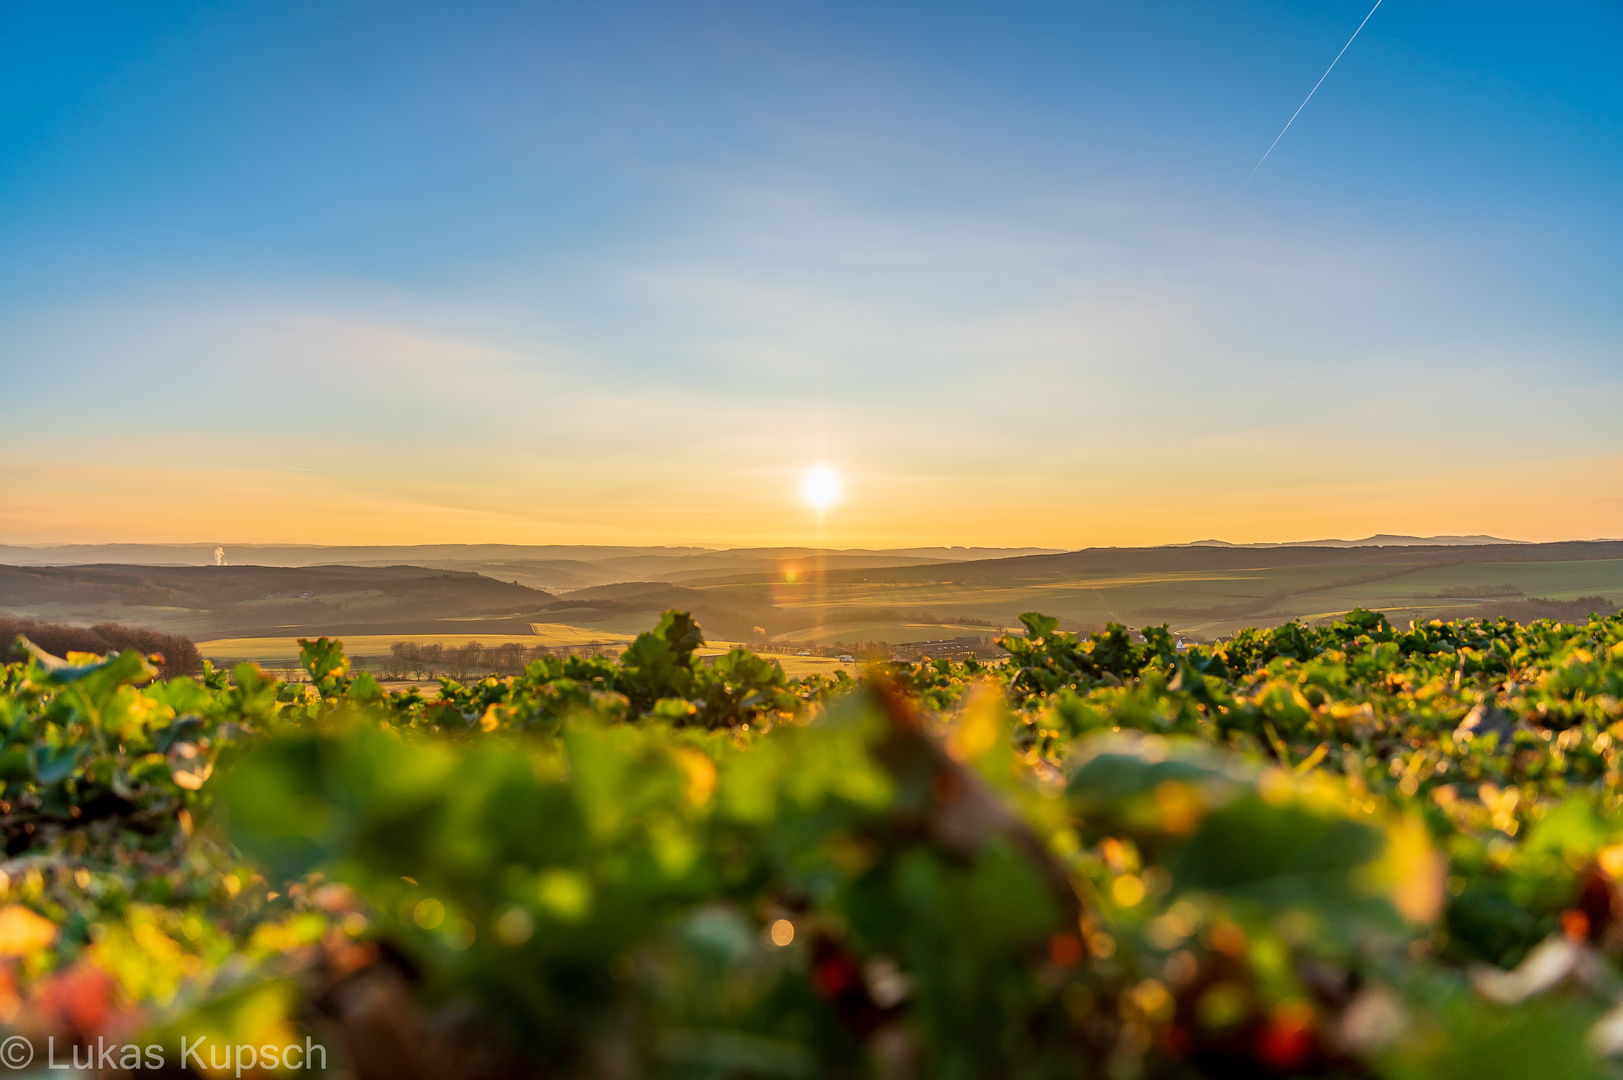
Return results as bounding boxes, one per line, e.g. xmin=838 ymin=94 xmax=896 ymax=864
xmin=947 ymin=683 xmax=1006 ymax=762
xmin=1600 ymin=844 xmax=1623 ymax=881
xmin=1295 ymin=742 xmax=1330 ymax=774
xmin=674 ymin=747 xmax=717 ymax=805
xmin=0 ymin=905 xmax=58 ymax=956
xmin=1366 ymin=816 xmax=1446 ymax=925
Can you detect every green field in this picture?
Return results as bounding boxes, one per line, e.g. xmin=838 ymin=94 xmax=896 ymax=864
xmin=9 ymin=606 xmax=1623 ymax=1078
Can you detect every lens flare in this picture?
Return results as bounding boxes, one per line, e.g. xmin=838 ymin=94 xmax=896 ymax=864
xmin=800 ymin=465 xmax=841 ymax=512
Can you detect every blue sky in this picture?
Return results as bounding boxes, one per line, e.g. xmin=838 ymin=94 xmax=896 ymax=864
xmin=1 ymin=1 xmax=1619 ymax=546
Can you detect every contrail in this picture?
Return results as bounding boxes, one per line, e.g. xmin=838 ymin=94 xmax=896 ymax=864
xmin=1232 ymin=0 xmax=1384 ymax=200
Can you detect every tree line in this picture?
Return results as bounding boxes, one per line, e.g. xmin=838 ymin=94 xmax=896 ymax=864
xmin=385 ymin=639 xmax=622 ymax=678
xmin=0 ymin=616 xmax=200 ymax=678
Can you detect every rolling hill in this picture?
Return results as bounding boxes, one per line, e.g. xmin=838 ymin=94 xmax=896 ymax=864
xmin=3 ymin=541 xmax=1619 ymax=655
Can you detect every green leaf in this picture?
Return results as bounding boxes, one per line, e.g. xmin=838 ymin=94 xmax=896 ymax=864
xmin=347 ymin=671 xmax=385 ymax=705
xmin=298 ymin=637 xmax=350 ymax=694
xmin=33 ymin=741 xmax=85 ymax=783
xmin=1018 ymin=612 xmax=1059 ymax=638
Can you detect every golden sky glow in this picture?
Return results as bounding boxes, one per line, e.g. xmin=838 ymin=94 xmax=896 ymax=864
xmin=2 ymin=6 xmax=1620 ymax=550
xmin=3 ymin=426 xmax=1618 ymax=548
xmin=2 ymin=297 xmax=1616 ymax=549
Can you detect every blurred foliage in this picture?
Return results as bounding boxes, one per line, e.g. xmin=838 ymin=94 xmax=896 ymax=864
xmin=1 ymin=607 xmax=1622 ymax=1079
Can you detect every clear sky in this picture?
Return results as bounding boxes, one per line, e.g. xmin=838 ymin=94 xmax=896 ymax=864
xmin=1 ymin=1 xmax=1619 ymax=548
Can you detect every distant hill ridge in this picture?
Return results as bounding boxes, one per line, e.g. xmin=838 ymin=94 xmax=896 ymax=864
xmin=1184 ymin=534 xmax=1527 ymax=549
xmin=0 ymin=542 xmax=1062 ymax=564
xmin=3 ymin=539 xmax=1618 ymax=648
xmin=811 ymin=539 xmax=1623 ymax=588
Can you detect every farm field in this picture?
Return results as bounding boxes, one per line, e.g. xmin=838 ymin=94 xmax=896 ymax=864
xmin=532 ymin=608 xmax=700 ymax=636
xmin=761 ymin=652 xmax=858 ymax=677
xmin=198 ymin=630 xmax=857 ymax=678
xmin=198 ymin=626 xmax=638 ymax=664
xmin=6 ymin=605 xmax=1623 ymax=1079
xmin=770 ymin=618 xmax=1012 ymax=647
xmin=735 ymin=553 xmax=1623 ymax=639
xmin=4 ymin=544 xmax=1620 ymax=651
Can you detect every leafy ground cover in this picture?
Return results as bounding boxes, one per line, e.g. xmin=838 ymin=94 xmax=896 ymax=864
xmin=2 ymin=606 xmax=1622 ymax=1078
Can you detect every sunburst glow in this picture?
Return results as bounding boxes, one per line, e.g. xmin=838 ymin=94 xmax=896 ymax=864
xmin=800 ymin=465 xmax=842 ymax=512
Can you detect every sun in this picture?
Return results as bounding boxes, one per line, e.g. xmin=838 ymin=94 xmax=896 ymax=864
xmin=800 ymin=464 xmax=842 ymax=512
